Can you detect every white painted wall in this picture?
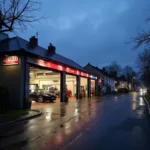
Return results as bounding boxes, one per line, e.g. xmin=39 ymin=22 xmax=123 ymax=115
xmin=103 ymin=76 xmax=115 ymax=91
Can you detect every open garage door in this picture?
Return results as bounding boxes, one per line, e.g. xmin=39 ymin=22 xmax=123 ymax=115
xmin=66 ymin=74 xmax=76 ymax=99
xmin=80 ymin=77 xmax=88 ymax=98
xmin=29 ymin=66 xmax=60 ymax=104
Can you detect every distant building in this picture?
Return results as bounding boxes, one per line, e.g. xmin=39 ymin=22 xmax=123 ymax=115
xmin=85 ymin=64 xmax=130 ymax=94
xmin=116 ymin=76 xmax=128 ymax=89
xmin=84 ymin=63 xmax=104 ymax=95
xmin=84 ymin=63 xmax=116 ymax=94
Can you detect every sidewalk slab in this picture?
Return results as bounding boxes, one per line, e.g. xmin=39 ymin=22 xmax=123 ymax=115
xmin=0 ymin=109 xmax=42 ymax=127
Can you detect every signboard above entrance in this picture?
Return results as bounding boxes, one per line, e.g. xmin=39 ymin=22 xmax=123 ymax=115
xmin=3 ymin=56 xmax=19 ymax=65
xmin=27 ymin=57 xmax=97 ymax=79
xmin=36 ymin=59 xmax=90 ymax=77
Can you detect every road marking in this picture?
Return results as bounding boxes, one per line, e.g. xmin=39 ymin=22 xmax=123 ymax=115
xmin=67 ymin=132 xmax=83 ymax=145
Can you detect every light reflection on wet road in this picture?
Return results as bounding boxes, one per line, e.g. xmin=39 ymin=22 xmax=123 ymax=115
xmin=0 ymin=92 xmax=150 ymax=150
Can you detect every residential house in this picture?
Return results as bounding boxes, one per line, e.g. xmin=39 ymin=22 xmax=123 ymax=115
xmin=101 ymin=69 xmax=116 ymax=92
xmin=116 ymin=76 xmax=128 ymax=90
xmin=84 ymin=63 xmax=104 ymax=95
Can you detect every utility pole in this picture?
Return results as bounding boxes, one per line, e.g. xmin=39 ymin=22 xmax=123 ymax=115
xmin=132 ymin=77 xmax=135 ymax=90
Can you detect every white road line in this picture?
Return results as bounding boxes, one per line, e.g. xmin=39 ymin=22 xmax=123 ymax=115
xmin=67 ymin=132 xmax=83 ymax=145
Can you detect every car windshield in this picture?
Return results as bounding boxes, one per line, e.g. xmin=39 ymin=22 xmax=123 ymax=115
xmin=35 ymin=89 xmax=45 ymax=94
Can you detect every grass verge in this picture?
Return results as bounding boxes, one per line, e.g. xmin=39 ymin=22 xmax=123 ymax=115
xmin=145 ymin=94 xmax=150 ymax=104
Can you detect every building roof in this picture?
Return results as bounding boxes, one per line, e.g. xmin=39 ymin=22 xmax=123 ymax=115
xmin=0 ymin=37 xmax=86 ymax=72
xmin=85 ymin=63 xmax=117 ymax=80
xmin=84 ymin=63 xmax=104 ymax=78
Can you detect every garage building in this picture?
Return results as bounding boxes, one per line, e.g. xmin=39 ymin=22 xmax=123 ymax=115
xmin=0 ymin=34 xmax=98 ymax=108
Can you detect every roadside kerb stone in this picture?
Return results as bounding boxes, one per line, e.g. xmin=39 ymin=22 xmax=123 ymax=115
xmin=0 ymin=109 xmax=42 ymax=128
xmin=143 ymin=96 xmax=150 ymax=115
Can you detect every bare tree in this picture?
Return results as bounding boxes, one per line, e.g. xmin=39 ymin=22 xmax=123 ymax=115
xmin=108 ymin=61 xmax=122 ymax=75
xmin=137 ymin=49 xmax=150 ymax=87
xmin=132 ymin=16 xmax=150 ymax=48
xmin=137 ymin=49 xmax=150 ymax=72
xmin=123 ymin=65 xmax=136 ymax=84
xmin=0 ymin=0 xmax=43 ymax=33
xmin=132 ymin=30 xmax=150 ymax=48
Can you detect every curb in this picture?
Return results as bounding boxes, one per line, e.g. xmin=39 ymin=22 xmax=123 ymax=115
xmin=0 ymin=109 xmax=42 ymax=128
xmin=143 ymin=96 xmax=150 ymax=115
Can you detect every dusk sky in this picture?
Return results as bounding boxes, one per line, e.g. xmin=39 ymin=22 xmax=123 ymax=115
xmin=10 ymin=0 xmax=150 ymax=68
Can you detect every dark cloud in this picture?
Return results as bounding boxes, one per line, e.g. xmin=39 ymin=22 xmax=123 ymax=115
xmin=10 ymin=0 xmax=150 ymax=68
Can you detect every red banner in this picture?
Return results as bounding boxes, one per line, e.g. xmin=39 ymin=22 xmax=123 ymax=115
xmin=34 ymin=58 xmax=96 ymax=79
xmin=36 ymin=59 xmax=89 ymax=77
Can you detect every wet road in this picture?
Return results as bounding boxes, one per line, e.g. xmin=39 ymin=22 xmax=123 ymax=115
xmin=0 ymin=92 xmax=150 ymax=150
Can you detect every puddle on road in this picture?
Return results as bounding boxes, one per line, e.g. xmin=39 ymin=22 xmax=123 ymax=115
xmin=44 ymin=112 xmax=60 ymax=121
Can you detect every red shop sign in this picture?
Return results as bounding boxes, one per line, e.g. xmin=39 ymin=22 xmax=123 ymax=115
xmin=81 ymin=72 xmax=89 ymax=77
xmin=99 ymin=79 xmax=102 ymax=83
xmin=35 ymin=58 xmax=94 ymax=78
xmin=3 ymin=56 xmax=19 ymax=65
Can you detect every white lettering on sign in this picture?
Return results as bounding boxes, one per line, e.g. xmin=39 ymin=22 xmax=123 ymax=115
xmin=3 ymin=56 xmax=19 ymax=65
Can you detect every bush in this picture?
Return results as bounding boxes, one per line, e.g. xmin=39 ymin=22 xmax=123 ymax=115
xmin=0 ymin=86 xmax=9 ymax=113
xmin=147 ymin=89 xmax=150 ymax=94
xmin=118 ymin=88 xmax=129 ymax=93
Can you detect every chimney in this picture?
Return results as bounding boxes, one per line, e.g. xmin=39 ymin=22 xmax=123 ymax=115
xmin=29 ymin=36 xmax=38 ymax=47
xmin=48 ymin=43 xmax=56 ymax=54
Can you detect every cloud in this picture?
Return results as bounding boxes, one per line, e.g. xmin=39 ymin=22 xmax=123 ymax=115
xmin=116 ymin=1 xmax=130 ymax=13
xmin=10 ymin=0 xmax=150 ymax=69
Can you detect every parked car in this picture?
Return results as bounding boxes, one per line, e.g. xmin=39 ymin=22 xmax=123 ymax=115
xmin=118 ymin=88 xmax=129 ymax=93
xmin=29 ymin=89 xmax=56 ymax=102
xmin=49 ymin=87 xmax=60 ymax=96
xmin=49 ymin=86 xmax=72 ymax=97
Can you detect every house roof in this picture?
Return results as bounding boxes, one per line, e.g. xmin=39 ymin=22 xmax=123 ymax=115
xmin=84 ymin=63 xmax=104 ymax=78
xmin=0 ymin=37 xmax=86 ymax=72
xmin=85 ymin=63 xmax=117 ymax=79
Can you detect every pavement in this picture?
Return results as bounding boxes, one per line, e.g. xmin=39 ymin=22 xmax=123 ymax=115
xmin=0 ymin=92 xmax=150 ymax=150
xmin=0 ymin=110 xmax=42 ymax=127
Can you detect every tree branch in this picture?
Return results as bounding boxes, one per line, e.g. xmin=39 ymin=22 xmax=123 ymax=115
xmin=0 ymin=0 xmax=44 ymax=33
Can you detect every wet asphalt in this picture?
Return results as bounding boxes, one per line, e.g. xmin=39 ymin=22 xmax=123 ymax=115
xmin=0 ymin=92 xmax=150 ymax=150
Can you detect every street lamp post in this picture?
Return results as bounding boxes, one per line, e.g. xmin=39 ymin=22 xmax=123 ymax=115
xmin=132 ymin=77 xmax=135 ymax=90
